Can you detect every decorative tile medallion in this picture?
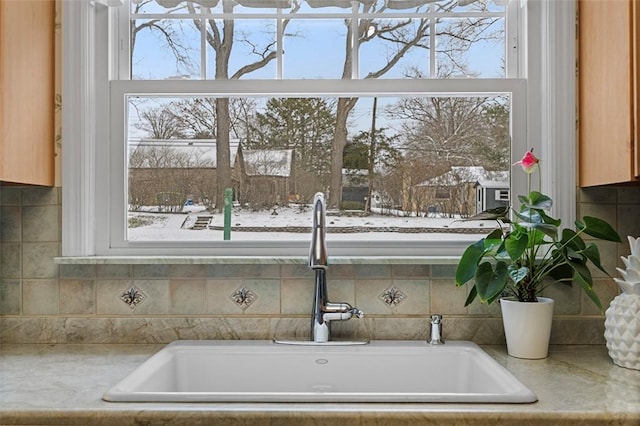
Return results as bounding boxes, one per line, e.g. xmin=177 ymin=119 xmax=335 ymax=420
xmin=120 ymin=286 xmax=145 ymax=309
xmin=231 ymin=286 xmax=258 ymax=309
xmin=379 ymin=285 xmax=406 ymax=306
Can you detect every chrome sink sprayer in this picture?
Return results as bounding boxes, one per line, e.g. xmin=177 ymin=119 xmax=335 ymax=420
xmin=309 ymin=192 xmax=363 ymax=343
xmin=428 ymin=314 xmax=444 ymax=345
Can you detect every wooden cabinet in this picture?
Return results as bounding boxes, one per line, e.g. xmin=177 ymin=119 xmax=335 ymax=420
xmin=0 ymin=0 xmax=55 ymax=186
xmin=578 ymin=0 xmax=640 ymax=186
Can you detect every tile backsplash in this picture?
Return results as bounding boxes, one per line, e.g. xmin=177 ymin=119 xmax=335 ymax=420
xmin=1 ymin=185 xmax=638 ymax=344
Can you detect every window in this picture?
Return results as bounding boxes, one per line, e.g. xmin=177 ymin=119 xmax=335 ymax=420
xmin=63 ymin=0 xmax=577 ymax=258
xmin=495 ymin=189 xmax=509 ymax=201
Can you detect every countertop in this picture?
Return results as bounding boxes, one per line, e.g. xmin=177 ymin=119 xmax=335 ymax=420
xmin=1 ymin=343 xmax=639 ymax=426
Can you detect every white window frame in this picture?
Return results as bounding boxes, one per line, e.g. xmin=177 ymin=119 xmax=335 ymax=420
xmin=495 ymin=189 xmax=510 ymax=201
xmin=62 ymin=0 xmax=576 ymax=259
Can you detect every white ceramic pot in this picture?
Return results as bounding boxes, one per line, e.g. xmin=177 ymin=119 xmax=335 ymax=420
xmin=500 ymin=297 xmax=554 ymax=359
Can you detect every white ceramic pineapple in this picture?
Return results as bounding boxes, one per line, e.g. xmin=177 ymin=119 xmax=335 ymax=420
xmin=604 ymin=236 xmax=640 ymax=370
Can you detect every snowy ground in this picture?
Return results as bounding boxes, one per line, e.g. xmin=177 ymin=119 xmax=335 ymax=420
xmin=128 ymin=204 xmax=495 ymax=242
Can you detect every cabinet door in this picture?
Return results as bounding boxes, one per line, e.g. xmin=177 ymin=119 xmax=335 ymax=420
xmin=579 ymin=0 xmax=636 ymax=186
xmin=0 ymin=0 xmax=55 ymax=186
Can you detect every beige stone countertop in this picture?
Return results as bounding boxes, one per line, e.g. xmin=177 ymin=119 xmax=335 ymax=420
xmin=0 ymin=343 xmax=639 ymax=426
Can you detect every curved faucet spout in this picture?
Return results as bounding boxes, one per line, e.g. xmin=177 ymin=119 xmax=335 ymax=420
xmin=308 ymin=193 xmax=363 ymax=343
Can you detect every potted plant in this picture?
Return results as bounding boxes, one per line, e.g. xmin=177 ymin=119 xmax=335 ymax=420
xmin=455 ymin=149 xmax=621 ymax=359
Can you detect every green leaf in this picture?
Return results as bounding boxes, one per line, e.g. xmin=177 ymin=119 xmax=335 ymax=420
xmin=577 ymin=216 xmax=622 ymax=242
xmin=569 ymin=258 xmax=593 ymax=284
xmin=505 ymin=233 xmax=528 ymax=261
xmin=528 ymin=223 xmax=558 ymax=239
xmin=462 ymin=206 xmax=509 ymax=222
xmin=463 ymin=285 xmax=478 ymax=307
xmin=580 ymin=243 xmax=610 ymax=276
xmin=475 ymin=261 xmax=509 ymax=303
xmin=548 ymin=262 xmax=574 ymax=281
xmin=561 ymin=229 xmax=586 ymax=250
xmin=528 ymin=228 xmax=548 ymax=246
xmin=514 ymin=208 xmax=543 ymax=224
xmin=486 ymin=228 xmax=505 ymax=241
xmin=485 ymin=288 xmax=505 ymax=305
xmin=455 ymin=239 xmax=486 ymax=286
xmin=508 ymin=264 xmax=529 ymax=284
xmin=574 ymin=273 xmax=603 ymax=313
xmin=539 ymin=210 xmax=561 ymax=226
xmin=527 ymin=191 xmax=553 ymax=210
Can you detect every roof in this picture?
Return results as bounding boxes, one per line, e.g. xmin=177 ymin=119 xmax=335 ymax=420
xmin=477 ymin=179 xmax=510 ymax=189
xmin=242 ymin=149 xmax=293 ymax=177
xmin=128 ymin=139 xmax=240 ymax=169
xmin=416 ymin=166 xmax=508 ymax=187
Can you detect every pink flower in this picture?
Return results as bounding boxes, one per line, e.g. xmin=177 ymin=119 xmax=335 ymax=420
xmin=514 ymin=148 xmax=540 ymax=174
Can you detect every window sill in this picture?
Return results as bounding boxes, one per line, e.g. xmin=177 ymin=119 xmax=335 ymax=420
xmin=53 ymin=256 xmax=461 ymax=265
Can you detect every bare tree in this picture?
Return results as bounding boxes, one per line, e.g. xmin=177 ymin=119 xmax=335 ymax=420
xmin=130 ymin=1 xmax=196 ymax=78
xmin=327 ymin=0 xmax=502 ymax=207
xmin=136 ymin=107 xmax=184 ymax=139
xmin=184 ymin=1 xmax=301 ymax=210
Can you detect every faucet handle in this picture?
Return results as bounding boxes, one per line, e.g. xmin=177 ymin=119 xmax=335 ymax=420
xmin=350 ymin=307 xmax=365 ymax=318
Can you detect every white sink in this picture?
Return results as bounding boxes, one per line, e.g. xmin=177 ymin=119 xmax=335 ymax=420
xmin=103 ymin=340 xmax=537 ymax=403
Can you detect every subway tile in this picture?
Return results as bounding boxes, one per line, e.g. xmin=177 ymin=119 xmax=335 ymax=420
xmin=169 ymin=279 xmax=206 ymax=314
xmin=279 ymin=264 xmax=309 ymax=278
xmin=391 ymin=264 xmax=430 ymax=278
xmin=617 ymin=204 xmax=640 ymax=241
xmin=238 ymin=279 xmax=280 ymax=314
xmin=542 ymin=281 xmax=581 ymax=315
xmin=133 ymin=264 xmax=169 ymax=279
xmin=354 ymin=279 xmax=398 ymax=315
xmin=280 ymin=278 xmax=313 ymax=315
xmin=96 ymin=279 xmax=135 ymax=315
xmin=60 ymin=264 xmax=96 ymax=279
xmin=0 ymin=187 xmax=21 ymax=206
xmin=0 ymin=279 xmax=21 ymax=315
xmin=430 ymin=278 xmax=468 ymax=315
xmin=21 ymin=187 xmax=59 ymax=206
xmin=616 ymin=186 xmax=640 ymax=204
xmin=22 ymin=206 xmax=60 ymax=242
xmin=431 ymin=264 xmax=457 ymax=278
xmin=59 ymin=279 xmax=95 ymax=315
xmin=206 ymin=279 xmax=246 ymax=314
xmin=327 ymin=279 xmax=356 ymax=307
xmin=169 ymin=264 xmax=208 ymax=279
xmin=0 ymin=243 xmax=21 ymax=279
xmin=389 ymin=279 xmax=429 ymax=314
xmin=131 ymin=279 xmax=169 ymax=315
xmin=23 ymin=279 xmax=59 ymax=315
xmin=96 ymin=264 xmax=132 ymax=279
xmin=242 ymin=264 xmax=280 ymax=278
xmin=22 ymin=242 xmax=59 ymax=279
xmin=355 ymin=264 xmax=391 ymax=278
xmin=1 ymin=206 xmax=21 ymax=242
xmin=327 ymin=264 xmax=356 ymax=278
xmin=207 ymin=264 xmax=244 ymax=278
xmin=578 ymin=187 xmax=617 ymax=204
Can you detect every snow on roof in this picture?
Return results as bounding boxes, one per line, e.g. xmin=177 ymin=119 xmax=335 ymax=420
xmin=416 ymin=166 xmax=508 ymax=187
xmin=477 ymin=179 xmax=509 ymax=188
xmin=128 ymin=139 xmax=240 ymax=169
xmin=242 ymin=149 xmax=293 ymax=177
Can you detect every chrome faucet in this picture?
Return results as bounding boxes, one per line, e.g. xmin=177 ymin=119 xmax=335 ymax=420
xmin=309 ymin=192 xmax=363 ymax=343
xmin=428 ymin=314 xmax=444 ymax=345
